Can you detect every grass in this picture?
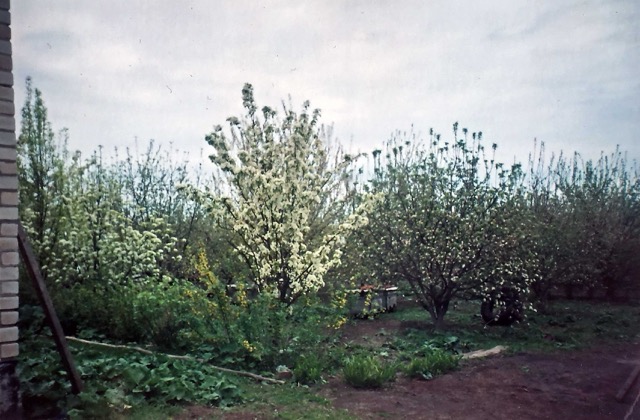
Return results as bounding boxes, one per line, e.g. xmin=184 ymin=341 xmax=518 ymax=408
xmin=402 ymin=349 xmax=461 ymax=380
xmin=21 ymin=298 xmax=640 ymax=418
xmin=384 ymin=298 xmax=640 ymax=354
xmin=177 ymin=298 xmax=640 ymax=417
xmin=208 ymin=379 xmax=355 ymax=419
xmin=294 ymin=354 xmax=327 ymax=384
xmin=342 ymin=354 xmax=397 ymax=389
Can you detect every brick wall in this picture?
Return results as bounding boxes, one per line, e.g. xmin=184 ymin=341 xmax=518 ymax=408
xmin=0 ymin=0 xmax=17 ymax=362
xmin=0 ymin=0 xmax=19 ymax=417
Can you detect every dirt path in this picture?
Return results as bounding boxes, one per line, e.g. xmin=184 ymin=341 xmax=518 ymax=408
xmin=321 ymin=342 xmax=640 ymax=419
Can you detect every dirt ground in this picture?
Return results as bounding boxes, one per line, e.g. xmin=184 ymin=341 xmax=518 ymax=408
xmin=182 ymin=318 xmax=640 ymax=420
xmin=322 ymin=343 xmax=640 ymax=419
xmin=320 ymin=316 xmax=640 ymax=420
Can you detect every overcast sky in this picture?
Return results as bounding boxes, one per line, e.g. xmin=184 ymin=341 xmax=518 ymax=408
xmin=10 ymin=1 xmax=640 ymax=168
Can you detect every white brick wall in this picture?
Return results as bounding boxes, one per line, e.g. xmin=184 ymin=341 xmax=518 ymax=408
xmin=0 ymin=0 xmax=18 ymax=362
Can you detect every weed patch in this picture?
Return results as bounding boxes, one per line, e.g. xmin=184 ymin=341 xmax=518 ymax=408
xmin=342 ymin=355 xmax=397 ymax=389
xmin=403 ymin=349 xmax=461 ymax=380
xmin=18 ymin=337 xmax=242 ymax=418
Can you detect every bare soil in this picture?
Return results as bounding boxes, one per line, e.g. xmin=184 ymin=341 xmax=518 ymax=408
xmin=180 ymin=317 xmax=640 ymax=419
xmin=322 ymin=317 xmax=640 ymax=419
xmin=322 ymin=343 xmax=640 ymax=419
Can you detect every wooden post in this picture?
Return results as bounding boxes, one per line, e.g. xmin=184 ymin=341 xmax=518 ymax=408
xmin=617 ymin=365 xmax=640 ymax=402
xmin=17 ymin=223 xmax=83 ymax=394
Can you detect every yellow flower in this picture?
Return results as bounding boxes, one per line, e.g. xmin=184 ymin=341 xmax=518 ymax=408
xmin=331 ymin=316 xmax=347 ymax=330
xmin=242 ymin=340 xmax=256 ymax=353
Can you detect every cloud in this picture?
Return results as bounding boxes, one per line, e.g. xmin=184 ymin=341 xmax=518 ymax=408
xmin=10 ymin=0 xmax=640 ymax=168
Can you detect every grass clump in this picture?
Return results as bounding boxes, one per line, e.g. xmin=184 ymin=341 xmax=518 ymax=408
xmin=403 ymin=348 xmax=461 ymax=380
xmin=342 ymin=354 xmax=397 ymax=389
xmin=294 ymin=355 xmax=327 ymax=385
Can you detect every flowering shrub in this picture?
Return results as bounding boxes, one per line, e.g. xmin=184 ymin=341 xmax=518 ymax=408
xmin=526 ymin=143 xmax=640 ymax=302
xmin=199 ymin=83 xmax=375 ymax=304
xmin=17 ymin=80 xmax=197 ymax=342
xmin=355 ymin=126 xmax=537 ymax=328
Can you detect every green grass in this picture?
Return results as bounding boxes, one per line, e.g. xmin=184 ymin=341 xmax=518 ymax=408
xmin=342 ymin=354 xmax=397 ymax=389
xmin=402 ymin=349 xmax=461 ymax=380
xmin=214 ymin=379 xmax=355 ymax=419
xmin=20 ymin=298 xmax=640 ymax=418
xmin=384 ymin=299 xmax=640 ymax=354
xmin=294 ymin=354 xmax=327 ymax=384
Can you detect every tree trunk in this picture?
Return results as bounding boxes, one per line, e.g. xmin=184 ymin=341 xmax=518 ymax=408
xmin=432 ymin=300 xmax=449 ymax=330
xmin=434 ymin=312 xmax=446 ymax=330
xmin=564 ymin=284 xmax=574 ymax=299
xmin=604 ymin=276 xmax=617 ymax=301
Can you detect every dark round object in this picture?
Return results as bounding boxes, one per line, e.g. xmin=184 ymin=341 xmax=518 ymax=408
xmin=480 ymin=287 xmax=524 ymax=326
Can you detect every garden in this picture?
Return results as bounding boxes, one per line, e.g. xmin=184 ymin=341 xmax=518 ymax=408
xmin=16 ymin=79 xmax=640 ymax=419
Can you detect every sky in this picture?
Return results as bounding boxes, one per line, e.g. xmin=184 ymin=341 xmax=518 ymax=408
xmin=10 ymin=0 xmax=640 ymax=169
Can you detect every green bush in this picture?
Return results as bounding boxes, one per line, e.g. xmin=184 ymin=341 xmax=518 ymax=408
xmin=231 ymin=295 xmax=343 ymax=371
xmin=403 ymin=349 xmax=460 ymax=380
xmin=55 ymin=279 xmax=216 ymax=348
xmin=18 ymin=337 xmax=243 ymax=418
xmin=293 ymin=355 xmax=326 ymax=384
xmin=342 ymin=354 xmax=397 ymax=389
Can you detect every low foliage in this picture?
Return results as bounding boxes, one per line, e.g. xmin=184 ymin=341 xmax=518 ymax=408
xmin=227 ymin=381 xmax=355 ymax=420
xmin=293 ymin=355 xmax=327 ymax=385
xmin=342 ymin=354 xmax=397 ymax=389
xmin=18 ymin=337 xmax=242 ymax=419
xmin=387 ymin=299 xmax=640 ymax=354
xmin=403 ymin=349 xmax=460 ymax=380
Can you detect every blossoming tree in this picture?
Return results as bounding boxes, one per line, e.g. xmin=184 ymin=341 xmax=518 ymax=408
xmin=202 ymin=84 xmax=372 ymax=304
xmin=357 ymin=126 xmax=537 ymax=328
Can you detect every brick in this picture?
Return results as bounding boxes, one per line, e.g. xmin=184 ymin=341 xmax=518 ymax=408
xmin=0 ymin=342 xmax=18 ymax=359
xmin=0 ymin=207 xmax=17 ymax=220
xmin=0 ymin=174 xmax=16 ymax=189
xmin=0 ymin=55 xmax=10 ymax=71
xmin=0 ymin=148 xmax=18 ymax=162
xmin=0 ymin=223 xmax=16 ymax=236
xmin=0 ymin=251 xmax=16 ymax=266
xmin=0 ymin=114 xmax=14 ymax=131
xmin=0 ymin=25 xmax=9 ymax=42
xmin=0 ymin=191 xmax=16 ymax=205
xmin=0 ymin=11 xmax=9 ymax=26
xmin=0 ymin=71 xmax=11 ymax=87
xmin=0 ymin=144 xmax=17 ymax=160
xmin=0 ymin=296 xmax=17 ymax=309
xmin=0 ymin=132 xmax=15 ymax=146
xmin=0 ymin=99 xmax=13 ymax=115
xmin=0 ymin=326 xmax=17 ymax=342
xmin=0 ymin=85 xmax=11 ymax=101
xmin=0 ymin=40 xmax=10 ymax=55
xmin=0 ymin=267 xmax=17 ymax=281
xmin=0 ymin=311 xmax=17 ymax=325
xmin=0 ymin=281 xmax=17 ymax=294
xmin=0 ymin=237 xmax=16 ymax=249
xmin=0 ymin=161 xmax=15 ymax=175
